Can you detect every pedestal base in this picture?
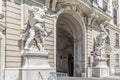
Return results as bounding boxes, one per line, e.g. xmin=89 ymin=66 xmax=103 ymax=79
xmin=22 ymin=68 xmax=55 ymax=80
xmin=23 ymin=52 xmax=50 ymax=68
xmin=93 ymin=67 xmax=109 ymax=77
xmin=92 ymin=57 xmax=109 ymax=77
xmin=22 ymin=52 xmax=55 ymax=80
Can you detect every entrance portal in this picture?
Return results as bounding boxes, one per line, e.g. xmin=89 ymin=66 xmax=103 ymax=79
xmin=56 ymin=28 xmax=74 ymax=76
xmin=56 ymin=11 xmax=86 ymax=77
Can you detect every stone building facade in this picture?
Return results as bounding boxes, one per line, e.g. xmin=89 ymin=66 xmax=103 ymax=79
xmin=0 ymin=0 xmax=120 ymax=80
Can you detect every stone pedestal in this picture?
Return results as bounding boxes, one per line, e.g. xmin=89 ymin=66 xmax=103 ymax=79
xmin=23 ymin=52 xmax=50 ymax=68
xmin=92 ymin=57 xmax=109 ymax=77
xmin=22 ymin=52 xmax=55 ymax=80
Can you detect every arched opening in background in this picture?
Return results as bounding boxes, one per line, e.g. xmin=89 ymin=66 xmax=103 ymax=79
xmin=56 ymin=11 xmax=86 ymax=77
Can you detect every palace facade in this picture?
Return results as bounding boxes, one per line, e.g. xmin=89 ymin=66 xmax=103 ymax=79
xmin=0 ymin=0 xmax=120 ymax=80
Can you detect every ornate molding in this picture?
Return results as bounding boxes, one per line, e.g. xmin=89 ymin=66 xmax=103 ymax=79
xmin=88 ymin=13 xmax=99 ymax=26
xmin=100 ymin=20 xmax=110 ymax=28
xmin=55 ymin=0 xmax=80 ymax=11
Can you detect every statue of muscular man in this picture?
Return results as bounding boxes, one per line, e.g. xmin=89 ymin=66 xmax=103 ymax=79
xmin=23 ymin=6 xmax=57 ymax=50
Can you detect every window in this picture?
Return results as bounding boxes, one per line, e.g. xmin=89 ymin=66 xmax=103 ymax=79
xmin=115 ymin=33 xmax=119 ymax=47
xmin=93 ymin=0 xmax=98 ymax=3
xmin=103 ymin=1 xmax=108 ymax=11
xmin=49 ymin=0 xmax=53 ymax=9
xmin=14 ymin=0 xmax=21 ymax=5
xmin=113 ymin=8 xmax=117 ymax=25
xmin=115 ymin=54 xmax=119 ymax=67
xmin=107 ymin=55 xmax=110 ymax=67
xmin=106 ymin=29 xmax=110 ymax=45
xmin=89 ymin=0 xmax=93 ymax=3
xmin=106 ymin=29 xmax=110 ymax=34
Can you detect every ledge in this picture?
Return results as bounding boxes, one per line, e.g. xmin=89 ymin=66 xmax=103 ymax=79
xmin=23 ymin=52 xmax=48 ymax=57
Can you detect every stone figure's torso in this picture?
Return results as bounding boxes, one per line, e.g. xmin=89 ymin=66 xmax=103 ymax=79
xmin=28 ymin=9 xmax=46 ymax=28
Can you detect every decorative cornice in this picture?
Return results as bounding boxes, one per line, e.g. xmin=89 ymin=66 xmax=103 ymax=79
xmin=101 ymin=20 xmax=110 ymax=28
xmin=56 ymin=0 xmax=84 ymax=11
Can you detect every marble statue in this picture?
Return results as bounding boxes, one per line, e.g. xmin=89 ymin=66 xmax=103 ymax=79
xmin=20 ymin=6 xmax=57 ymax=51
xmin=95 ymin=24 xmax=109 ymax=57
xmin=93 ymin=23 xmax=110 ymax=77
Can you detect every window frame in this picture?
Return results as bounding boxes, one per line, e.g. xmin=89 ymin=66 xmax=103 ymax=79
xmin=106 ymin=29 xmax=110 ymax=45
xmin=103 ymin=0 xmax=108 ymax=12
xmin=115 ymin=54 xmax=119 ymax=67
xmin=115 ymin=33 xmax=119 ymax=47
xmin=113 ymin=8 xmax=118 ymax=25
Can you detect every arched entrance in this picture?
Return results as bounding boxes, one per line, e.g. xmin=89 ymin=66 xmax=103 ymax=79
xmin=56 ymin=10 xmax=86 ymax=77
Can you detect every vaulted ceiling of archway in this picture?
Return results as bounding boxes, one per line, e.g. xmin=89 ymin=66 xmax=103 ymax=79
xmin=56 ymin=12 xmax=84 ymax=56
xmin=57 ymin=13 xmax=83 ymax=39
xmin=57 ymin=14 xmax=74 ymax=52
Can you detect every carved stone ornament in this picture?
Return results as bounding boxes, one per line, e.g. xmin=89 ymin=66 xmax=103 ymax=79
xmin=56 ymin=0 xmax=80 ymax=11
xmin=112 ymin=0 xmax=118 ymax=9
xmin=88 ymin=13 xmax=99 ymax=28
xmin=19 ymin=6 xmax=57 ymax=52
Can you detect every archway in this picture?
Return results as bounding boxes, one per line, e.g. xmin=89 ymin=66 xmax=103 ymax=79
xmin=56 ymin=10 xmax=86 ymax=77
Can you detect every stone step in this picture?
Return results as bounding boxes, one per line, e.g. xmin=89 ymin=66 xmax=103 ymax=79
xmin=57 ymin=77 xmax=120 ymax=80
